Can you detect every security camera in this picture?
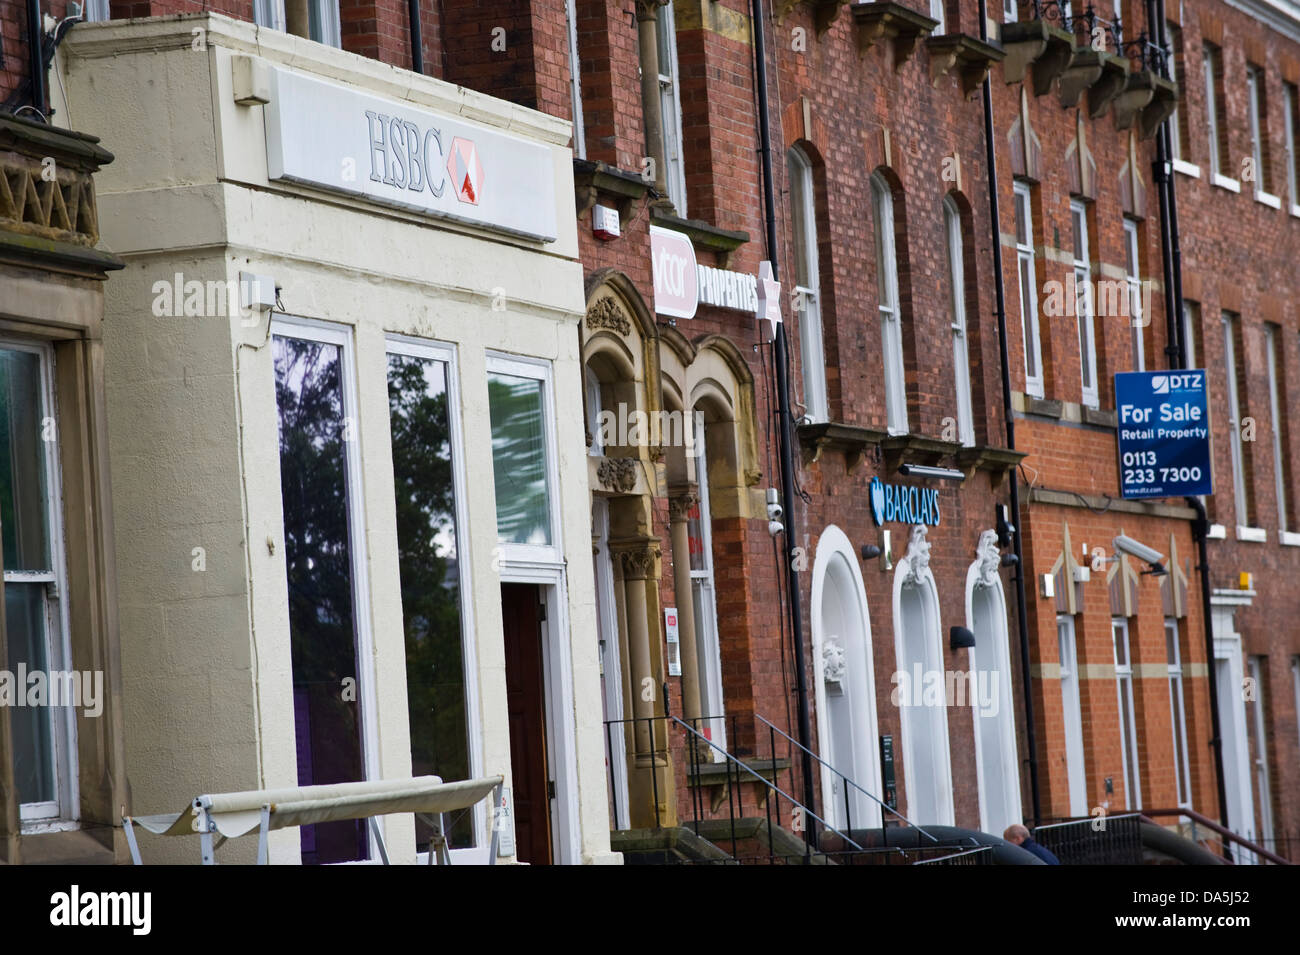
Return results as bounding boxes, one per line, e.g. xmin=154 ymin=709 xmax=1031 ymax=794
xmin=768 ymin=520 xmax=785 ymax=538
xmin=1113 ymin=535 xmax=1163 ymax=566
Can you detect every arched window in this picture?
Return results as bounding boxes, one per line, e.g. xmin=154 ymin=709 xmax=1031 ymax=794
xmin=871 ymin=173 xmax=907 ymax=434
xmin=944 ymin=195 xmax=975 ymax=446
xmin=788 ymin=146 xmax=828 ymax=422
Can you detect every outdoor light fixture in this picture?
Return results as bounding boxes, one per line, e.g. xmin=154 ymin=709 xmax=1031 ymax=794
xmin=860 ymin=543 xmax=882 ymax=560
xmin=950 ymin=626 xmax=976 ymax=650
xmin=897 ymin=463 xmax=965 ymax=481
xmin=1000 ymin=553 xmax=1019 ymax=567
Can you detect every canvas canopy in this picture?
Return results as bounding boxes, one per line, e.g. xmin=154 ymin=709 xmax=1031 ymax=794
xmin=123 ymin=775 xmax=505 ymax=865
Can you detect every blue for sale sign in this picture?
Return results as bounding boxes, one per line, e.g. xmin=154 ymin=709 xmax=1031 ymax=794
xmin=1115 ymin=370 xmax=1214 ymax=499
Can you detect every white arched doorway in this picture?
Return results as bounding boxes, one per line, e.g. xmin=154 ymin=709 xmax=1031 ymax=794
xmin=811 ymin=525 xmax=883 ymax=830
xmin=892 ymin=525 xmax=955 ymax=826
xmin=966 ymin=531 xmax=1022 ymax=835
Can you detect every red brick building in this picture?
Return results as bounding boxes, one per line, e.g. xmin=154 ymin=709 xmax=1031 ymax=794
xmin=4 ymin=0 xmax=1297 ymax=864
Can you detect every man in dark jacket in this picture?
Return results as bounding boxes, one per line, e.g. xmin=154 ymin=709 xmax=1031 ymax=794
xmin=1003 ymin=824 xmax=1061 ymax=864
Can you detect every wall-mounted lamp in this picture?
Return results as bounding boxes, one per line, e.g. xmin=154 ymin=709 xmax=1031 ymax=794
xmin=949 ymin=626 xmax=976 ymax=650
xmin=897 ymin=463 xmax=965 ymax=481
xmin=1000 ymin=553 xmax=1019 ymax=567
xmin=860 ymin=544 xmax=882 ymax=560
xmin=995 ymin=504 xmax=1015 ymax=548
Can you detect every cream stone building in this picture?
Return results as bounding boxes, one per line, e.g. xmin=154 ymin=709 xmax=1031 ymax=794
xmin=57 ymin=13 xmax=617 ymax=864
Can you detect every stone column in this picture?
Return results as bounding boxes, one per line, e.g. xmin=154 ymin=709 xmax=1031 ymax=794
xmin=616 ymin=541 xmax=675 ymax=827
xmin=668 ymin=487 xmax=703 ymax=725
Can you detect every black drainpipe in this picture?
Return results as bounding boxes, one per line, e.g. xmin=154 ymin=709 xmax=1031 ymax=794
xmin=26 ymin=0 xmax=46 ymax=116
xmin=1146 ymin=0 xmax=1231 ymax=843
xmin=978 ymin=0 xmax=1041 ymax=827
xmin=408 ymin=0 xmax=424 ymax=74
xmin=750 ymin=0 xmax=818 ymax=833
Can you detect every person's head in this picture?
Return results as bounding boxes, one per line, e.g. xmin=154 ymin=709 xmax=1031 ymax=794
xmin=1003 ymin=824 xmax=1030 ymax=846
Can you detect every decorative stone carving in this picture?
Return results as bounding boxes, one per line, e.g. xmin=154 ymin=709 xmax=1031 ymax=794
xmin=822 ymin=638 xmax=846 ymax=687
xmin=617 ymin=546 xmax=660 ymax=580
xmin=596 ymin=457 xmax=638 ymax=493
xmin=586 ymin=296 xmax=632 ymax=336
xmin=668 ymin=490 xmax=699 ymax=523
xmin=902 ymin=524 xmax=932 ymax=586
xmin=975 ymin=529 xmax=1001 ymax=589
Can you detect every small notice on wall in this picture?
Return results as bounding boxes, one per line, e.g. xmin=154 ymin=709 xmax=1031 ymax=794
xmin=665 ymin=608 xmax=682 ymax=676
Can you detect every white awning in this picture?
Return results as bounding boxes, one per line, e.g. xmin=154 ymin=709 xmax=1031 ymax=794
xmin=129 ymin=775 xmax=503 ymax=839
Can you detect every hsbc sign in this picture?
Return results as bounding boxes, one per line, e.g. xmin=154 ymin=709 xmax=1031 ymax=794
xmin=264 ymin=66 xmax=556 ymax=242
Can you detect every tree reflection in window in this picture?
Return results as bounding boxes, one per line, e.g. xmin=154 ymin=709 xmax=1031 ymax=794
xmin=387 ymin=352 xmax=473 ymax=850
xmin=273 ymin=333 xmax=366 ymax=864
xmin=487 ymin=372 xmax=551 ymax=546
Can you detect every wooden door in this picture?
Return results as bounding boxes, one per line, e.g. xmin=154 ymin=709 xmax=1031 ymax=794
xmin=501 ymin=583 xmax=552 ymax=864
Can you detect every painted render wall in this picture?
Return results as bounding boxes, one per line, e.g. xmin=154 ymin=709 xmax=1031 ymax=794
xmin=59 ymin=14 xmax=617 ymax=863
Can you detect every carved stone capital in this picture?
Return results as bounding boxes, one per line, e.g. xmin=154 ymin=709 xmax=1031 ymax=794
xmin=668 ymin=487 xmax=699 ymax=522
xmin=634 ymin=0 xmax=666 ymax=22
xmin=616 ymin=544 xmax=661 ymax=580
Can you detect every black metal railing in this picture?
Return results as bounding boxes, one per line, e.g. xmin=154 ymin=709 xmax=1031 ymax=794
xmin=1012 ymin=1 xmax=1168 ymax=73
xmin=603 ymin=712 xmax=869 ymax=864
xmin=753 ymin=713 xmax=940 ymax=845
xmin=1033 ymin=813 xmax=1144 ymax=864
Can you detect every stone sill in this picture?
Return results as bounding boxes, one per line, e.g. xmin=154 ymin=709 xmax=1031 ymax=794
xmin=1280 ymin=530 xmax=1300 ymax=547
xmin=1235 ymin=525 xmax=1267 ymax=543
xmin=1029 ymin=486 xmax=1196 ymax=521
xmin=796 ymin=421 xmax=888 ymax=472
xmin=572 ymin=158 xmax=648 ymax=219
xmin=1207 ymin=523 xmax=1227 ymax=539
xmin=649 ymin=209 xmax=749 ymax=258
xmin=1212 ymin=173 xmax=1242 ymax=193
xmin=1172 ymin=159 xmax=1201 ymax=178
xmin=1254 ymin=190 xmax=1282 ymax=210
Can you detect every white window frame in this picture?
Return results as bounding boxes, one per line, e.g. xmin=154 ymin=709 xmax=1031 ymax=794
xmin=1168 ymin=22 xmax=1184 ymax=162
xmin=1057 ymin=614 xmax=1087 ymax=817
xmin=81 ymin=0 xmax=110 ymax=22
xmin=1182 ymin=301 xmax=1199 ymax=369
xmin=384 ymin=335 xmax=488 ymax=863
xmin=566 ymin=0 xmax=586 ymax=160
xmin=254 ymin=0 xmax=340 ymax=48
xmin=945 ymin=196 xmax=975 ymax=445
xmin=1223 ymin=313 xmax=1251 ymax=529
xmin=656 ymin=1 xmax=688 ymax=215
xmin=689 ymin=424 xmax=727 ymax=754
xmin=1165 ymin=618 xmax=1193 ymax=808
xmin=872 ymin=173 xmax=908 ymax=434
xmin=1247 ymin=66 xmax=1279 ymax=204
xmin=1265 ymin=325 xmax=1289 ymax=532
xmin=253 ymin=0 xmax=286 ymax=32
xmin=1014 ymin=181 xmax=1044 ymax=399
xmin=271 ymin=315 xmax=382 ymax=859
xmin=485 ymin=352 xmax=563 ymax=567
xmin=789 ymin=147 xmax=828 ymax=423
xmin=1246 ymin=656 xmax=1274 ymax=850
xmin=1111 ymin=617 xmax=1142 ymax=810
xmin=1205 ymin=43 xmax=1224 ymax=179
xmin=6 ymin=340 xmax=77 ymax=826
xmin=585 ymin=367 xmax=604 ymax=457
xmin=1123 ymin=218 xmax=1145 ymax=372
xmin=1071 ymin=200 xmax=1098 ymax=407
xmin=1003 ymin=0 xmax=1017 ymax=23
xmin=930 ymin=0 xmax=945 ymax=33
xmin=1284 ymin=82 xmax=1300 ymax=215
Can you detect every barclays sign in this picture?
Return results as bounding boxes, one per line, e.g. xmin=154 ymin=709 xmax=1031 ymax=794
xmin=869 ymin=475 xmax=940 ymax=528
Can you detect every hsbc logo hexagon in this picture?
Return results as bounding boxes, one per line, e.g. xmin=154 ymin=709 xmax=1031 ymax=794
xmin=446 ymin=137 xmax=483 ymax=205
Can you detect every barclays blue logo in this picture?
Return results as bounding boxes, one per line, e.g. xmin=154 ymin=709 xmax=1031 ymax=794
xmin=868 ymin=475 xmax=940 ymax=528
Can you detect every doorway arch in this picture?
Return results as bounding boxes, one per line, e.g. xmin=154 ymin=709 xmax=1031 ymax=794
xmin=811 ymin=525 xmax=883 ymax=830
xmin=892 ymin=525 xmax=955 ymax=826
xmin=966 ymin=531 xmax=1022 ymax=835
